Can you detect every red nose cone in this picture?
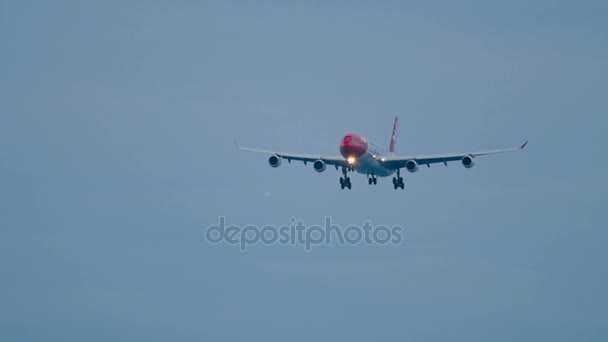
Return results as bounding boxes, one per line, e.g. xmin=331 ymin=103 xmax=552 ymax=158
xmin=339 ymin=133 xmax=368 ymax=158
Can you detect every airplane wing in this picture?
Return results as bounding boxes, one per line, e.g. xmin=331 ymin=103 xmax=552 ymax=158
xmin=235 ymin=142 xmax=347 ymax=167
xmin=380 ymin=141 xmax=528 ymax=170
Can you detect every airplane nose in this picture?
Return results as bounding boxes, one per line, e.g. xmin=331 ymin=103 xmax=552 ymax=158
xmin=340 ymin=142 xmax=366 ymax=158
xmin=340 ymin=134 xmax=368 ymax=158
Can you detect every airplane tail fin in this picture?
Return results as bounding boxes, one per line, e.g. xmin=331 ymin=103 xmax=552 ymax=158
xmin=388 ymin=116 xmax=398 ymax=154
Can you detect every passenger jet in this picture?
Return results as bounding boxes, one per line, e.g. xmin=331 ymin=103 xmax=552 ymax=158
xmin=236 ymin=117 xmax=527 ymax=190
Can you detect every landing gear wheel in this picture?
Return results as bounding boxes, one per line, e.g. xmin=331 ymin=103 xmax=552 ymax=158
xmin=340 ymin=176 xmax=352 ymax=190
xmin=393 ymin=169 xmax=404 ymax=190
xmin=393 ymin=177 xmax=404 ymax=190
xmin=369 ymin=175 xmax=378 ymax=185
xmin=340 ymin=166 xmax=353 ymax=190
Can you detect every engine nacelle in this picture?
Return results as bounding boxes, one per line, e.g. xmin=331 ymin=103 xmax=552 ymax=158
xmin=461 ymin=155 xmax=475 ymax=169
xmin=268 ymin=155 xmax=281 ymax=168
xmin=313 ymin=159 xmax=326 ymax=172
xmin=405 ymin=160 xmax=419 ymax=173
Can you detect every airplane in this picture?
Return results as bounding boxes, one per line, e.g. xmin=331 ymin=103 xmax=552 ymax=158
xmin=236 ymin=117 xmax=527 ymax=190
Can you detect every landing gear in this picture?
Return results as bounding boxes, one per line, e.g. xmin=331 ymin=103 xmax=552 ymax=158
xmin=392 ymin=169 xmax=404 ymax=190
xmin=340 ymin=167 xmax=352 ymax=190
xmin=392 ymin=178 xmax=404 ymax=189
xmin=340 ymin=176 xmax=352 ymax=189
xmin=367 ymin=174 xmax=378 ymax=185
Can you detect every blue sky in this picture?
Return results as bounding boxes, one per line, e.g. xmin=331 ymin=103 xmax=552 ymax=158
xmin=1 ymin=1 xmax=607 ymax=341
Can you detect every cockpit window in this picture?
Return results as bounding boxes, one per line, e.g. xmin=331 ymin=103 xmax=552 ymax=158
xmin=344 ymin=136 xmax=353 ymax=141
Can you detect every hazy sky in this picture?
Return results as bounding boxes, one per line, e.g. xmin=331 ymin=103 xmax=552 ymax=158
xmin=1 ymin=1 xmax=607 ymax=341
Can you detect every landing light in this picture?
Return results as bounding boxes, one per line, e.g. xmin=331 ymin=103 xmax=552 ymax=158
xmin=381 ymin=157 xmax=386 ymax=161
xmin=347 ymin=156 xmax=356 ymax=164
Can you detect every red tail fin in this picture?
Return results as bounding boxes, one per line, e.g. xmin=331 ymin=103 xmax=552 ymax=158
xmin=388 ymin=116 xmax=398 ymax=154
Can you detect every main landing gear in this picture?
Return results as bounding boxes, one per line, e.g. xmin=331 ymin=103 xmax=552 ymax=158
xmin=340 ymin=166 xmax=352 ymax=190
xmin=392 ymin=169 xmax=404 ymax=190
xmin=367 ymin=174 xmax=378 ymax=185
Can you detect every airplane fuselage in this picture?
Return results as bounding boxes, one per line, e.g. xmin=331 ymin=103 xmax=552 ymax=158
xmin=339 ymin=133 xmax=394 ymax=177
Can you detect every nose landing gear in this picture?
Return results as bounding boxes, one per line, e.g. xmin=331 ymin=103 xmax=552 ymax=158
xmin=340 ymin=166 xmax=352 ymax=189
xmin=340 ymin=176 xmax=351 ymax=189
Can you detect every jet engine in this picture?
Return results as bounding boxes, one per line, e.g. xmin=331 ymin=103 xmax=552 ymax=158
xmin=405 ymin=160 xmax=419 ymax=173
xmin=313 ymin=159 xmax=326 ymax=172
xmin=461 ymin=155 xmax=475 ymax=168
xmin=268 ymin=155 xmax=281 ymax=168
